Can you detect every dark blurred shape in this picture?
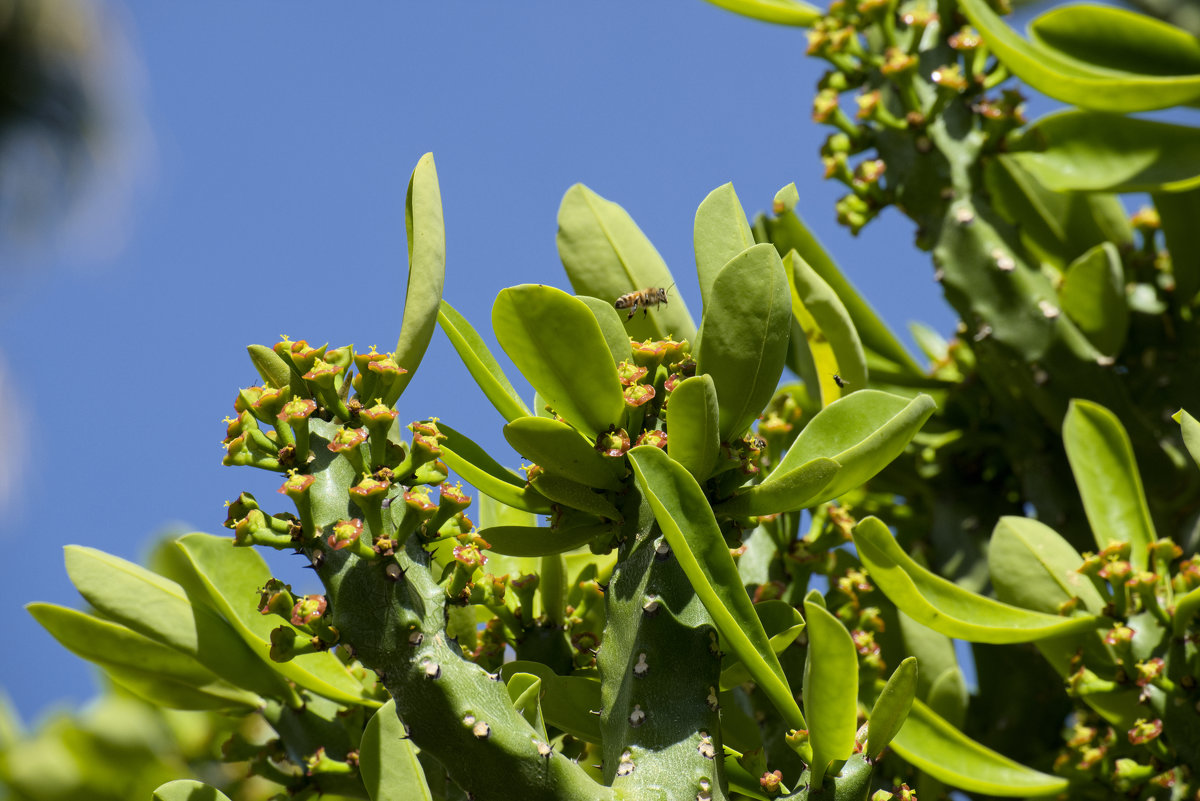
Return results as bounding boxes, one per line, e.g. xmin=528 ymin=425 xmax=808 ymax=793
xmin=1126 ymin=0 xmax=1200 ymax=36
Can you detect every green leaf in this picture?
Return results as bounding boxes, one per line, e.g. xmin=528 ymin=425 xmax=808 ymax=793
xmin=1028 ymin=4 xmax=1200 ymax=78
xmin=627 ymin=446 xmax=809 ymax=749
xmin=761 ymin=187 xmax=922 ymax=375
xmin=771 ymin=390 xmax=935 ymax=505
xmin=1174 ymin=585 xmax=1200 ymax=636
xmin=556 ymin=183 xmax=696 ymax=342
xmin=388 ymin=153 xmax=446 ymax=404
xmin=479 ymin=522 xmax=611 ymax=557
xmin=786 ymin=250 xmax=867 ymax=406
xmin=890 ymin=698 xmax=1068 ymax=796
xmin=63 ymin=546 xmax=295 ymax=701
xmin=927 ymin=666 xmax=969 ymax=730
xmin=503 ymin=416 xmax=624 ymax=490
xmin=714 ymin=456 xmax=840 ymax=516
xmin=802 ymin=599 xmax=858 ymax=786
xmin=696 ymin=243 xmax=792 ymax=440
xmin=506 ymin=673 xmax=549 ymax=741
xmin=28 ymin=603 xmax=263 ymax=710
xmin=896 ymin=611 xmax=957 ymax=701
xmin=665 ymin=374 xmax=720 ymax=481
xmin=989 ymin=516 xmax=1106 ymax=615
xmin=865 ymin=656 xmax=917 ymax=760
xmin=438 ymin=300 xmax=532 ymax=422
xmin=493 ymin=284 xmax=625 ymax=437
xmin=1058 ymin=243 xmax=1128 ymax=356
xmin=173 ymin=533 xmax=380 ymax=707
xmin=959 ymin=0 xmax=1200 ymax=112
xmin=247 ymin=344 xmax=291 ymax=388
xmin=853 ymin=517 xmax=1103 ymax=643
xmin=1175 ymin=408 xmax=1200 ymax=470
xmin=437 ymin=422 xmax=552 ymax=514
xmin=1155 ymin=187 xmax=1200 ymax=303
xmin=701 ymin=0 xmax=820 ymax=27
xmin=1011 ymin=111 xmax=1200 ymax=193
xmin=694 ymin=183 xmax=755 ymax=307
xmin=1063 ymin=400 xmax=1156 ymax=569
xmin=529 ymin=472 xmax=622 ymax=521
xmin=500 ymin=661 xmax=602 ymax=743
xmin=154 ymin=780 xmax=234 ymax=801
xmin=577 ymin=295 xmax=634 ymax=365
xmin=718 ymin=600 xmax=807 ymax=689
xmin=359 ymin=700 xmax=432 ymax=801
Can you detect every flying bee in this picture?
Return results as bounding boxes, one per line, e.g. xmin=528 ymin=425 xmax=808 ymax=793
xmin=614 ymin=283 xmax=674 ymax=320
xmin=832 ymin=373 xmax=848 ymax=389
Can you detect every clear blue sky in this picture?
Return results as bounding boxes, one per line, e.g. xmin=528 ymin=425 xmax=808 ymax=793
xmin=0 ymin=2 xmax=960 ymax=725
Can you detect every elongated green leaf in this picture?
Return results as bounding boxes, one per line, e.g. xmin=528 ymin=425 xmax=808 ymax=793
xmin=247 ymin=344 xmax=291 ymax=388
xmin=896 ymin=611 xmax=957 ymax=701
xmin=557 ymin=183 xmax=696 ymax=342
xmin=104 ymin=663 xmax=254 ymax=711
xmin=388 ymin=153 xmax=445 ymax=404
xmin=771 ymin=390 xmax=935 ymax=505
xmin=959 ymin=0 xmax=1200 ymax=112
xmin=174 ymin=533 xmax=380 ymax=707
xmin=696 ymin=243 xmax=791 ymax=440
xmin=989 ymin=517 xmax=1106 ymax=615
xmin=154 ymin=780 xmax=233 ymax=801
xmin=63 ymin=546 xmax=295 ymax=701
xmin=359 ymin=700 xmax=432 ymax=801
xmin=715 ymin=456 xmax=840 ymax=516
xmin=530 ymin=472 xmax=622 ymax=521
xmin=695 ymin=183 xmax=755 ymax=307
xmin=787 ymin=249 xmax=867 ymax=405
xmin=702 ymin=0 xmax=819 ymax=25
xmin=28 ymin=603 xmax=263 ymax=710
xmin=438 ymin=301 xmax=531 ymax=422
xmin=500 ymin=661 xmax=601 ymax=742
xmin=761 ymin=186 xmax=922 ymax=375
xmin=1063 ymin=400 xmax=1156 ymax=569
xmin=1156 ymin=187 xmax=1200 ymax=303
xmin=891 ymin=698 xmax=1068 ymax=796
xmin=853 ymin=517 xmax=1102 ymax=643
xmin=493 ymin=284 xmax=625 ymax=437
xmin=1176 ymin=409 xmax=1200 ymax=470
xmin=1011 ymin=111 xmax=1200 ymax=193
xmin=1029 ymin=4 xmax=1200 ymax=78
xmin=479 ymin=523 xmax=610 ymax=556
xmin=1175 ymin=585 xmax=1200 ymax=636
xmin=504 ymin=416 xmax=624 ymax=490
xmin=506 ymin=673 xmax=549 ymax=741
xmin=437 ymin=422 xmax=552 ymax=514
xmin=803 ymin=599 xmax=858 ymax=786
xmin=665 ymin=374 xmax=720 ymax=481
xmin=866 ymin=657 xmax=917 ymax=759
xmin=1058 ymin=243 xmax=1127 ymax=356
xmin=927 ymin=666 xmax=969 ymax=730
xmin=719 ymin=601 xmax=807 ymax=689
xmin=577 ymin=295 xmax=634 ymax=365
xmin=628 ymin=446 xmax=809 ymax=749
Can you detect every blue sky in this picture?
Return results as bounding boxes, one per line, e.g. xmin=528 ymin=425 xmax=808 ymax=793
xmin=0 ymin=2 xmax=960 ymax=724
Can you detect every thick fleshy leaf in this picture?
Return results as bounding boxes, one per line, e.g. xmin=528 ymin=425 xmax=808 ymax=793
xmin=718 ymin=601 xmax=807 ymax=689
xmin=761 ymin=185 xmax=922 ymax=375
xmin=665 ymin=374 xmax=720 ymax=481
xmin=493 ymin=284 xmax=625 ymax=437
xmin=1155 ymin=187 xmax=1200 ymax=303
xmin=247 ymin=344 xmax=291 ymax=389
xmin=701 ymin=0 xmax=819 ymax=25
xmin=959 ymin=0 xmax=1200 ymax=112
xmin=628 ymin=446 xmax=809 ymax=744
xmin=1029 ymin=4 xmax=1200 ymax=78
xmin=556 ymin=184 xmax=696 ymax=342
xmin=714 ymin=456 xmax=839 ymax=516
xmin=63 ymin=546 xmax=295 ymax=701
xmin=865 ymin=657 xmax=917 ymax=759
xmin=896 ymin=612 xmax=957 ymax=701
xmin=1011 ymin=111 xmax=1200 ymax=193
xmin=803 ymin=599 xmax=858 ymax=786
xmin=694 ymin=183 xmax=755 ymax=307
xmin=989 ymin=517 xmax=1106 ymax=615
xmin=506 ymin=673 xmax=549 ymax=741
xmin=853 ymin=517 xmax=1102 ymax=643
xmin=438 ymin=300 xmax=531 ymax=422
xmin=786 ymin=250 xmax=867 ymax=406
xmin=28 ymin=603 xmax=263 ymax=710
xmin=890 ymin=698 xmax=1068 ymax=796
xmin=530 ymin=472 xmax=622 ymax=521
xmin=577 ymin=295 xmax=634 ymax=365
xmin=1175 ymin=585 xmax=1200 ymax=636
xmin=479 ymin=523 xmax=610 ymax=557
xmin=503 ymin=416 xmax=624 ymax=490
xmin=771 ymin=390 xmax=935 ymax=505
xmin=154 ymin=780 xmax=234 ymax=801
xmin=696 ymin=243 xmax=791 ymax=441
xmin=388 ymin=153 xmax=445 ymax=404
xmin=1175 ymin=409 xmax=1200 ymax=470
xmin=1063 ymin=400 xmax=1155 ymax=569
xmin=927 ymin=667 xmax=969 ymax=730
xmin=437 ymin=422 xmax=551 ymax=514
xmin=500 ymin=661 xmax=601 ymax=743
xmin=174 ymin=533 xmax=380 ymax=707
xmin=1058 ymin=243 xmax=1127 ymax=356
xmin=359 ymin=700 xmax=432 ymax=801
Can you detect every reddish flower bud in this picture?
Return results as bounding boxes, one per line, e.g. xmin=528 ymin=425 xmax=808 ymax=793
xmin=1127 ymin=718 xmax=1163 ymax=746
xmin=595 ymin=427 xmax=632 ymax=458
xmin=452 ymin=544 xmax=486 ymax=571
xmin=623 ymin=384 xmax=655 ymax=408
xmin=327 ymin=519 xmax=364 ymax=551
xmin=405 ymin=487 xmax=438 ymax=516
xmin=948 ymin=26 xmax=981 ymax=50
xmin=328 ymin=427 xmax=369 ymax=453
xmin=1135 ymin=657 xmax=1165 ymax=687
xmin=759 ymin=770 xmax=783 ymax=794
xmin=349 ymin=476 xmax=389 ymax=501
xmin=291 ymin=594 xmax=328 ymax=627
xmin=278 ymin=398 xmax=318 ymax=423
xmin=635 ymin=430 xmax=668 ymax=450
xmin=1104 ymin=623 xmax=1135 ymax=646
xmin=359 ymin=403 xmax=398 ymax=427
xmin=279 ymin=472 xmax=315 ymax=500
xmin=617 ymin=361 xmax=649 ymax=386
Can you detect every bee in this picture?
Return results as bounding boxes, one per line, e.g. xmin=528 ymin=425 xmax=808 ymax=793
xmin=614 ymin=283 xmax=674 ymax=320
xmin=832 ymin=373 xmax=847 ymax=389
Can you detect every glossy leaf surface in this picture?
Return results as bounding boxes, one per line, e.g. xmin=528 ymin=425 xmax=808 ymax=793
xmin=989 ymin=516 xmax=1106 ymax=614
xmin=1029 ymin=4 xmax=1200 ymax=77
xmin=786 ymin=249 xmax=867 ymax=405
xmin=437 ymin=422 xmax=552 ymax=514
xmin=438 ymin=300 xmax=531 ymax=422
xmin=506 ymin=673 xmax=549 ymax=741
xmin=701 ymin=0 xmax=819 ymax=26
xmin=715 ymin=456 xmax=839 ymax=516
xmin=500 ymin=661 xmax=601 ymax=742
xmin=1063 ymin=400 xmax=1155 ymax=569
xmin=665 ymin=374 xmax=720 ymax=481
xmin=503 ymin=416 xmax=623 ymax=490
xmin=696 ymin=243 xmax=791 ymax=441
xmin=803 ymin=599 xmax=858 ymax=786
xmin=154 ymin=780 xmax=233 ymax=801
xmin=479 ymin=523 xmax=608 ymax=556
xmin=694 ymin=183 xmax=755 ymax=306
xmin=1177 ymin=408 xmax=1200 ymax=470
xmin=1058 ymin=242 xmax=1127 ymax=356
xmin=853 ymin=517 xmax=1102 ymax=643
xmin=493 ymin=284 xmax=624 ymax=437
xmin=359 ymin=700 xmax=432 ymax=801
xmin=577 ymin=294 xmax=634 ymax=366
xmin=865 ymin=656 xmax=917 ymax=759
